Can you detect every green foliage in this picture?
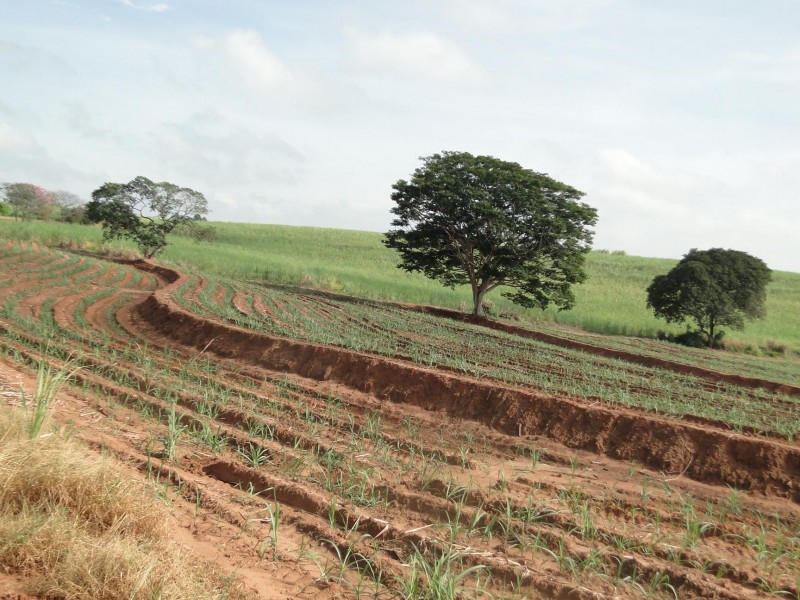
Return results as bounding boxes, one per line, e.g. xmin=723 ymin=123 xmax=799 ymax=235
xmin=23 ymin=353 xmax=79 ymax=439
xmin=58 ymin=205 xmax=86 ymax=224
xmin=396 ymin=544 xmax=492 ymax=599
xmin=50 ymin=190 xmax=86 ymax=223
xmin=0 ymin=186 xmax=85 ymax=222
xmin=1 ymin=182 xmax=54 ymax=220
xmin=656 ymin=330 xmax=708 ymax=349
xmin=647 ymin=248 xmax=772 ymax=348
xmin=385 ymin=151 xmax=598 ymax=316
xmin=2 ymin=219 xmax=799 ymax=354
xmin=85 ymin=176 xmax=210 ymax=258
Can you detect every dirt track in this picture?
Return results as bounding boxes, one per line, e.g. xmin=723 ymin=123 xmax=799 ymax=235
xmin=1 ymin=243 xmax=799 ymax=599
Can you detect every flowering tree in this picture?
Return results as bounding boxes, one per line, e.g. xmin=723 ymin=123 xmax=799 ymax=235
xmin=1 ymin=183 xmax=54 ymax=220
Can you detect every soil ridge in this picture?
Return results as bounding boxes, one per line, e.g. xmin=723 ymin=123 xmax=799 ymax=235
xmin=134 ymin=262 xmax=800 ymax=502
xmin=252 ymin=281 xmax=800 ymax=396
xmin=416 ymin=305 xmax=800 ymax=397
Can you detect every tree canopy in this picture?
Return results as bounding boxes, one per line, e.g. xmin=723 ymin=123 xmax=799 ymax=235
xmin=646 ymin=248 xmax=772 ymax=348
xmin=86 ymin=176 xmax=210 ymax=259
xmin=0 ymin=183 xmax=86 ymax=222
xmin=50 ymin=190 xmax=86 ymax=223
xmin=1 ymin=182 xmax=53 ymax=220
xmin=384 ymin=151 xmax=598 ymax=317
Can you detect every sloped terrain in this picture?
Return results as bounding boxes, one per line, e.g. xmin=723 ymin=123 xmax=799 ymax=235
xmin=1 ymin=240 xmax=798 ymax=599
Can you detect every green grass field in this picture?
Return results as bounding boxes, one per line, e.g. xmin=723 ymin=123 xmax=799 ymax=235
xmin=2 ymin=218 xmax=799 ymax=354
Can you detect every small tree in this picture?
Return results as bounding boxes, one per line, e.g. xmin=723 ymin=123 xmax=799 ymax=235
xmin=50 ymin=190 xmax=86 ymax=223
xmin=86 ymin=176 xmax=210 ymax=258
xmin=385 ymin=151 xmax=598 ymax=317
xmin=646 ymin=248 xmax=771 ymax=348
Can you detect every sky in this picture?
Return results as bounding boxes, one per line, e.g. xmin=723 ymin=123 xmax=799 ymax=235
xmin=1 ymin=0 xmax=799 ymax=272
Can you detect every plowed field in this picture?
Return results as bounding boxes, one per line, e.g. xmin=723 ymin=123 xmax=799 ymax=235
xmin=1 ymin=240 xmax=799 ymax=599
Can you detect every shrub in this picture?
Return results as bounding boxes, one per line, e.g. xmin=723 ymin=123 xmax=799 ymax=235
xmin=657 ymin=329 xmax=716 ymax=349
xmin=764 ymin=339 xmax=787 ymax=356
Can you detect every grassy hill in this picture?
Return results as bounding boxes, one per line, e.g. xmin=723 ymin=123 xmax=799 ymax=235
xmin=2 ymin=218 xmax=799 ymax=354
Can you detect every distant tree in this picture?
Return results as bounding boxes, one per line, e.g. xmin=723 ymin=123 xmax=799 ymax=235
xmin=86 ymin=176 xmax=210 ymax=258
xmin=1 ymin=182 xmax=53 ymax=220
xmin=646 ymin=248 xmax=772 ymax=348
xmin=0 ymin=201 xmax=11 ymax=217
xmin=50 ymin=190 xmax=86 ymax=223
xmin=385 ymin=151 xmax=598 ymax=317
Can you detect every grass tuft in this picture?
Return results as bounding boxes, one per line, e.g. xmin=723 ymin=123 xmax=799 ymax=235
xmin=22 ymin=347 xmax=80 ymax=438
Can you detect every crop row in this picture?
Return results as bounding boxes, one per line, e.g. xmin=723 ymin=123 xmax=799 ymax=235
xmin=519 ymin=321 xmax=800 ymax=386
xmin=4 ymin=315 xmax=799 ymax=599
xmin=1 ymin=243 xmax=799 ymax=597
xmin=166 ymin=270 xmax=800 ymax=440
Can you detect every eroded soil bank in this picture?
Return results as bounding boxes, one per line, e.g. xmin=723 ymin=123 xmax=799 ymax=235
xmin=2 ymin=244 xmax=798 ymax=599
xmin=135 ymin=267 xmax=800 ymax=502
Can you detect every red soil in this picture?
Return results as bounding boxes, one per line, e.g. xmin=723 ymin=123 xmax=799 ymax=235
xmin=136 ymin=266 xmax=800 ymax=502
xmin=2 ymin=247 xmax=799 ymax=600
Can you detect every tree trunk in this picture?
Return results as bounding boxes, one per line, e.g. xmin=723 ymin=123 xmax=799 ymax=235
xmin=708 ymin=319 xmax=715 ymax=349
xmin=472 ymin=284 xmax=488 ymax=317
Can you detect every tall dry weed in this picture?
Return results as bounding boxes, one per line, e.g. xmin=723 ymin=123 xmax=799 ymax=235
xmin=0 ymin=411 xmax=250 ymax=600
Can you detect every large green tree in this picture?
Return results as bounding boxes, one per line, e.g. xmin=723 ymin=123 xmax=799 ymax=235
xmin=646 ymin=248 xmax=772 ymax=348
xmin=86 ymin=176 xmax=210 ymax=258
xmin=385 ymin=151 xmax=598 ymax=317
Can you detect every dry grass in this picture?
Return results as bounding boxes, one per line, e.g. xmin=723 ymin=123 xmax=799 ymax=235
xmin=0 ymin=410 xmax=250 ymax=600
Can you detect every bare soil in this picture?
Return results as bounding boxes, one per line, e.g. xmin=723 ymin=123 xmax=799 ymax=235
xmin=1 ymin=244 xmax=798 ymax=599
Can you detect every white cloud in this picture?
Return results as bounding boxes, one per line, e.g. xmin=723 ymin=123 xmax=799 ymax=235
xmin=142 ymin=114 xmax=307 ymax=219
xmin=600 ymin=148 xmax=659 ymax=184
xmin=441 ymin=0 xmax=620 ymax=34
xmin=728 ymin=46 xmax=800 ymax=85
xmin=347 ymin=30 xmax=485 ymax=83
xmin=195 ymin=29 xmax=319 ymax=102
xmin=154 ymin=117 xmax=305 ymax=185
xmin=599 ymin=148 xmax=705 ymax=192
xmin=524 ymin=0 xmax=619 ymax=31
xmin=2 ymin=2 xmax=798 ymax=271
xmin=0 ymin=122 xmax=36 ymax=152
xmin=120 ymin=0 xmax=169 ymax=12
xmin=0 ymin=122 xmax=98 ymax=188
xmin=589 ymin=147 xmax=800 ymax=270
xmin=215 ymin=192 xmax=238 ymax=208
xmin=441 ymin=0 xmax=515 ymax=31
xmin=597 ymin=148 xmax=696 ymax=220
xmin=220 ymin=29 xmax=292 ymax=89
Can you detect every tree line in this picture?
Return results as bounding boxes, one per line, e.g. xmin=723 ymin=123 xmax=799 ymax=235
xmin=1 ymin=177 xmax=212 ymax=259
xmin=3 ymin=155 xmax=772 ymax=351
xmin=0 ymin=183 xmax=86 ymax=223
